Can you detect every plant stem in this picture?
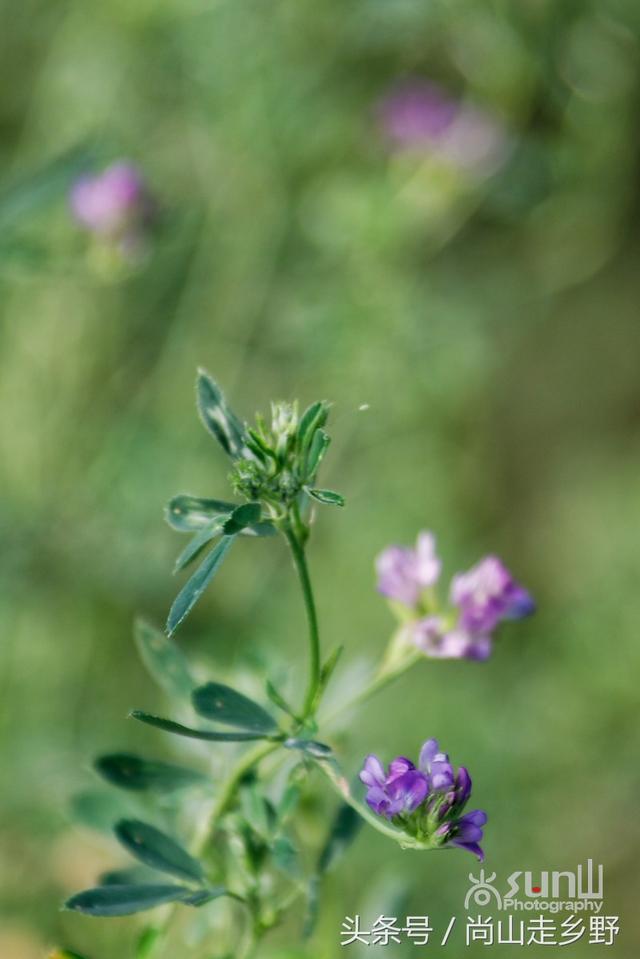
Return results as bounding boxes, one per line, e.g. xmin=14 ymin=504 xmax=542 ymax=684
xmin=208 ymin=740 xmax=280 ymax=826
xmin=283 ymin=523 xmax=321 ymax=719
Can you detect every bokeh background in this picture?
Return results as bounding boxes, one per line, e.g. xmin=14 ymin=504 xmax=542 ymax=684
xmin=2 ymin=0 xmax=640 ymax=956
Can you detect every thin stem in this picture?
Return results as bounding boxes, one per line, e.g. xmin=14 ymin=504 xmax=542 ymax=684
xmin=208 ymin=740 xmax=281 ymax=826
xmin=284 ymin=523 xmax=321 ymax=719
xmin=316 ymin=759 xmax=422 ymax=848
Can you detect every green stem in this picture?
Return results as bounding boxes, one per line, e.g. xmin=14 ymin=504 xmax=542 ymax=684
xmin=208 ymin=740 xmax=280 ymax=826
xmin=284 ymin=523 xmax=321 ymax=719
xmin=316 ymin=759 xmax=422 ymax=848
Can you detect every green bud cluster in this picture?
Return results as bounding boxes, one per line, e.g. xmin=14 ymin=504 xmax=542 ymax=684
xmin=230 ymin=399 xmax=331 ymax=510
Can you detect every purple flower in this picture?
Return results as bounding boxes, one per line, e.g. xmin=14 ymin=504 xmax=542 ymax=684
xmin=450 ymin=556 xmax=535 ymax=634
xmin=376 ymin=80 xmax=510 ymax=178
xmin=360 ymin=754 xmax=428 ymax=818
xmin=360 ymin=738 xmax=487 ymax=859
xmin=412 ymin=616 xmax=492 ymax=662
xmin=69 ymin=162 xmax=154 ymax=248
xmin=376 ymin=531 xmax=441 ymax=607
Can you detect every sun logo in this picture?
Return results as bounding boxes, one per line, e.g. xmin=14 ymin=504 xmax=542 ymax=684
xmin=464 ymin=870 xmax=502 ymax=910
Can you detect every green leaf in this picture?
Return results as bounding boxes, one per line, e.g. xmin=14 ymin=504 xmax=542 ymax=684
xmin=165 ymin=495 xmax=236 ymax=532
xmin=134 ymin=619 xmax=194 ymax=701
xmin=317 ymin=804 xmax=362 ymax=874
xmin=192 ymin=682 xmax=278 ymax=733
xmin=173 ymin=521 xmax=225 ymax=573
xmin=196 ymin=370 xmax=247 ymax=459
xmin=181 ymin=887 xmax=227 ymax=907
xmin=95 ymin=753 xmax=207 ymax=794
xmin=222 ymin=502 xmax=261 ymax=535
xmin=272 ymin=836 xmax=301 ymax=877
xmin=115 ymin=820 xmax=204 ymax=884
xmin=265 ymin=680 xmax=298 ymax=720
xmin=305 ymin=429 xmax=330 ymax=478
xmin=305 ymin=488 xmax=344 ymax=507
xmin=131 ymin=711 xmax=268 ymax=742
xmin=239 ymin=783 xmax=272 ymax=840
xmin=297 ymin=401 xmax=328 ymax=452
xmin=319 ymin=645 xmax=344 ymax=696
xmin=166 ymin=536 xmax=235 ymax=636
xmin=64 ymin=883 xmax=194 ymax=917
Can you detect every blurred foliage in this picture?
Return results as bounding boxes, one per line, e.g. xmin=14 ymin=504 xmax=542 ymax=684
xmin=1 ymin=0 xmax=640 ymax=956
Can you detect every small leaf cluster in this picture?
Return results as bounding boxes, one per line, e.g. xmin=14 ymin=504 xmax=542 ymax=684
xmin=163 ymin=372 xmax=343 ymax=635
xmin=65 ymin=622 xmax=356 ymax=938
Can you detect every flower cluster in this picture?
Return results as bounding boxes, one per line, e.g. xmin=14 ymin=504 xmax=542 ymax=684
xmin=69 ymin=161 xmax=154 ymax=256
xmin=360 ymin=738 xmax=487 ymax=859
xmin=376 ymin=532 xmax=534 ymax=660
xmin=376 ymin=79 xmax=510 ymax=179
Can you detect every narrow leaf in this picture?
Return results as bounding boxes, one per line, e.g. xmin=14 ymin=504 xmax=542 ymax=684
xmin=131 ymin=711 xmax=268 ymax=742
xmin=196 ymin=369 xmax=247 ymax=458
xmin=95 ymin=754 xmax=207 ymax=794
xmin=318 ymin=804 xmax=362 ymax=874
xmin=167 ymin=536 xmax=235 ymax=636
xmin=192 ymin=682 xmax=278 ymax=733
xmin=297 ymin=401 xmax=328 ymax=452
xmin=115 ymin=819 xmax=204 ymax=884
xmin=48 ymin=951 xmax=90 ymax=959
xmin=173 ymin=521 xmax=224 ymax=573
xmin=284 ymin=738 xmax=333 ymax=759
xmin=319 ymin=645 xmax=344 ymax=694
xmin=134 ymin=619 xmax=194 ymax=701
xmin=181 ymin=887 xmax=227 ymax=907
xmin=306 ymin=488 xmax=344 ymax=507
xmin=272 ymin=836 xmax=301 ymax=877
xmin=165 ymin=495 xmax=236 ymax=532
xmin=64 ymin=884 xmax=193 ymax=917
xmin=222 ymin=502 xmax=261 ymax=535
xmin=266 ymin=680 xmax=298 ymax=719
xmin=305 ymin=429 xmax=330 ymax=478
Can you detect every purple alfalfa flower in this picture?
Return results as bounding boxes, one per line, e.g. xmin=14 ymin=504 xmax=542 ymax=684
xmin=69 ymin=161 xmax=154 ymax=249
xmin=411 ymin=616 xmax=493 ymax=662
xmin=360 ymin=754 xmax=428 ymax=818
xmin=360 ymin=738 xmax=487 ymax=860
xmin=376 ymin=79 xmax=510 ymax=178
xmin=375 ymin=531 xmax=441 ymax=608
xmin=450 ymin=555 xmax=535 ymax=635
xmin=436 ymin=809 xmax=488 ymax=861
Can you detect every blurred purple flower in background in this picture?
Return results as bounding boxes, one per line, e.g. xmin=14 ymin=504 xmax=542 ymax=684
xmin=360 ymin=738 xmax=487 ymax=859
xmin=377 ymin=80 xmax=510 ymax=178
xmin=412 ymin=616 xmax=492 ymax=661
xmin=376 ymin=531 xmax=534 ymax=661
xmin=451 ymin=555 xmax=535 ymax=633
xmin=376 ymin=531 xmax=441 ymax=606
xmin=69 ymin=161 xmax=154 ymax=253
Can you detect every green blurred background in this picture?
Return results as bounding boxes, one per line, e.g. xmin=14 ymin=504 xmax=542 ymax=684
xmin=1 ymin=0 xmax=640 ymax=956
